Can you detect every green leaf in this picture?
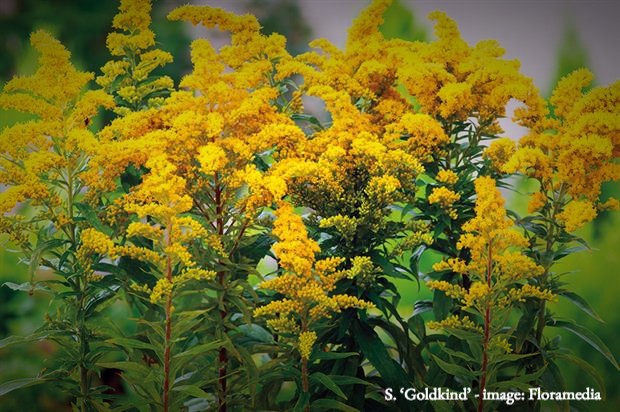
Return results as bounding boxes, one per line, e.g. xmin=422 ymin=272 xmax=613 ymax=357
xmin=311 ymin=398 xmax=360 ymax=412
xmin=0 ymin=377 xmax=47 ymax=396
xmin=407 ymin=314 xmax=426 ymax=340
xmin=549 ymin=319 xmax=619 ymax=370
xmin=75 ymin=202 xmax=113 ymax=236
xmin=324 ymin=375 xmax=376 ymax=387
xmin=432 ymin=289 xmax=452 ymax=321
xmin=314 ymin=351 xmax=359 ymax=361
xmin=310 ymin=372 xmax=347 ymax=399
xmin=413 ymin=300 xmax=433 ymax=316
xmin=514 ymin=308 xmax=537 ymax=353
xmin=441 ymin=347 xmax=476 ymax=364
xmin=291 ymin=113 xmax=324 ymax=131
xmin=293 ymin=390 xmax=310 ymax=412
xmin=431 ymin=354 xmax=475 ymax=378
xmin=557 ymin=290 xmax=603 ymax=322
xmin=553 ymin=352 xmax=606 ymax=398
xmin=370 ymin=250 xmax=411 ymax=280
xmin=539 ymin=361 xmax=569 ymax=412
xmin=84 ymin=285 xmax=120 ymax=317
xmin=97 ymin=361 xmax=151 ymax=376
xmin=172 ymin=384 xmax=209 ymax=399
xmin=0 ymin=331 xmax=51 ymax=350
xmin=173 ymin=340 xmax=223 ymax=358
xmin=106 ymin=337 xmax=156 ymax=351
xmin=351 ymin=321 xmax=410 ymax=388
xmin=237 ymin=234 xmax=274 ymax=263
xmin=2 ymin=281 xmax=51 ymax=293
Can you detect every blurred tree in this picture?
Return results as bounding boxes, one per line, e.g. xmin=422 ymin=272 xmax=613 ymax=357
xmin=0 ymin=0 xmax=190 ymax=83
xmin=548 ymin=22 xmax=589 ymax=97
xmin=380 ymin=0 xmax=426 ymax=42
xmin=248 ymin=0 xmax=312 ymax=55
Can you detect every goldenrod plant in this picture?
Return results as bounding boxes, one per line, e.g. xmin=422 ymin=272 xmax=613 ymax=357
xmin=0 ymin=1 xmax=618 ymax=411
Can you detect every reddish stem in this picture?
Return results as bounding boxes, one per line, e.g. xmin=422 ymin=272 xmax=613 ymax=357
xmin=301 ymin=357 xmax=310 ymax=412
xmin=478 ymin=242 xmax=493 ymax=412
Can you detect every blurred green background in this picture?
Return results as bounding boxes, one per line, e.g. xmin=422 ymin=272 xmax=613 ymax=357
xmin=1 ymin=0 xmax=618 ymax=410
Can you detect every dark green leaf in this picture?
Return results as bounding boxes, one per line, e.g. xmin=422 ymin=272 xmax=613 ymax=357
xmin=0 ymin=377 xmax=47 ymax=396
xmin=310 ymin=372 xmax=347 ymax=399
xmin=174 ymin=340 xmax=223 ymax=358
xmin=557 ymin=290 xmax=603 ymax=322
xmin=553 ymin=352 xmax=606 ymax=398
xmin=431 ymin=354 xmax=475 ymax=378
xmin=548 ymin=319 xmax=619 ymax=370
xmin=106 ymin=337 xmax=156 ymax=351
xmin=351 ymin=321 xmax=410 ymax=388
xmin=0 ymin=331 xmax=51 ymax=349
xmin=407 ymin=314 xmax=426 ymax=340
xmin=311 ymin=398 xmax=359 ymax=412
xmin=2 ymin=281 xmax=51 ymax=293
xmin=314 ymin=351 xmax=359 ymax=361
xmin=75 ymin=203 xmax=113 ymax=236
xmin=172 ymin=384 xmax=209 ymax=399
xmin=293 ymin=390 xmax=310 ymax=412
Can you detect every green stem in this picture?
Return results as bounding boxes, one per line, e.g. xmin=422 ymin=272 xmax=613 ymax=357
xmin=163 ymin=225 xmax=173 ymax=412
xmin=534 ymin=183 xmax=564 ymax=343
xmin=214 ymin=174 xmax=228 ymax=412
xmin=163 ymin=293 xmax=172 ymax=412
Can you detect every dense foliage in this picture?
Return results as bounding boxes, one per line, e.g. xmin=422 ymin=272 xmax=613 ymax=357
xmin=1 ymin=1 xmax=618 ymax=411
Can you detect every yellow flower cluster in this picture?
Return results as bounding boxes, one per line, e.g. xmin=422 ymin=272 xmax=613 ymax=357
xmin=428 ymin=177 xmax=550 ymax=331
xmin=436 ymin=170 xmax=459 ymax=185
xmin=0 ymin=31 xmax=113 ymax=214
xmin=80 ymin=229 xmax=118 ymax=258
xmin=428 ymin=187 xmax=461 ymax=208
xmin=108 ymin=154 xmax=220 ymax=302
xmin=298 ymin=331 xmax=317 ymax=360
xmin=428 ymin=315 xmax=482 ymax=333
xmin=99 ymin=0 xmax=173 ymax=114
xmin=484 ymin=138 xmax=516 ymax=172
xmin=255 ymin=202 xmax=374 ymax=358
xmin=149 ymin=268 xmax=216 ymax=304
xmin=390 ymin=10 xmax=544 ymax=131
xmin=506 ymin=69 xmax=620 ymax=232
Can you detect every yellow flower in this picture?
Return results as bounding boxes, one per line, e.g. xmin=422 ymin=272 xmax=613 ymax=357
xmin=557 ymin=200 xmax=597 ymax=232
xmin=298 ymin=331 xmax=317 ymax=359
xmin=198 ymin=144 xmax=228 ymax=175
xmin=80 ymin=229 xmax=117 ymax=258
xmin=272 ymin=202 xmax=320 ymax=276
xmin=428 ymin=187 xmax=461 ymax=208
xmin=436 ymin=169 xmax=459 ymax=185
xmin=527 ymin=191 xmax=547 ymax=213
xmin=484 ymin=138 xmax=516 ymax=171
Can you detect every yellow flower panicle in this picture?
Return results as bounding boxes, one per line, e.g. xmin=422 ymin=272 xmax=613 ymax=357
xmin=0 ymin=30 xmax=113 ymax=218
xmin=556 ymin=199 xmax=597 ymax=232
xmin=428 ymin=187 xmax=461 ymax=208
xmin=298 ymin=331 xmax=318 ymax=360
xmin=436 ymin=169 xmax=459 ymax=185
xmin=393 ymin=10 xmax=545 ymax=129
xmin=255 ymin=202 xmax=374 ymax=359
xmin=428 ymin=177 xmax=548 ymax=332
xmin=428 ymin=315 xmax=482 ymax=333
xmin=113 ymin=154 xmax=218 ymax=302
xmin=508 ymin=70 xmax=620 ymax=232
xmin=80 ymin=229 xmax=117 ymax=258
xmin=484 ymin=138 xmax=516 ymax=172
xmin=99 ymin=0 xmax=173 ymax=114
